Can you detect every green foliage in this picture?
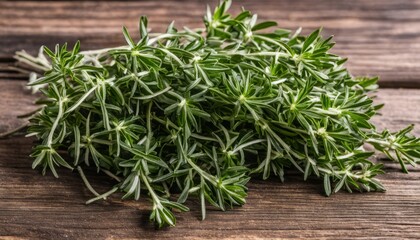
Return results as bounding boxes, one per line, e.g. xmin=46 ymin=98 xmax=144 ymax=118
xmin=19 ymin=0 xmax=419 ymax=228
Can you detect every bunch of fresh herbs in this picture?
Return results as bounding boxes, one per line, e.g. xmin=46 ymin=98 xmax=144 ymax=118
xmin=14 ymin=0 xmax=420 ymax=228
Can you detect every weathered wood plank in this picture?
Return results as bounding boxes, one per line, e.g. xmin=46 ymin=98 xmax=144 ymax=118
xmin=1 ymin=0 xmax=420 ymax=87
xmin=0 ymin=81 xmax=38 ymax=134
xmin=0 ymin=80 xmax=419 ymax=239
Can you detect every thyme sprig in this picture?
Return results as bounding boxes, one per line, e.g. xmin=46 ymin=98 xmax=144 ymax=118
xmin=16 ymin=0 xmax=419 ymax=228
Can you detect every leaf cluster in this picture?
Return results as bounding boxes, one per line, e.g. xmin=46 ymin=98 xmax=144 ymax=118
xmin=20 ymin=0 xmax=420 ymax=228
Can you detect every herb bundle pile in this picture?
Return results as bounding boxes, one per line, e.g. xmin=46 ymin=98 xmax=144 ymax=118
xmin=16 ymin=0 xmax=420 ymax=228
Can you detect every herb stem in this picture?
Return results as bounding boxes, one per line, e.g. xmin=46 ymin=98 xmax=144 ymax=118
xmin=46 ymin=98 xmax=63 ymax=147
xmin=77 ymin=166 xmax=101 ymax=197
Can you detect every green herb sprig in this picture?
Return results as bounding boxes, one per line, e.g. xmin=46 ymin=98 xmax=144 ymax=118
xmin=15 ymin=0 xmax=420 ymax=228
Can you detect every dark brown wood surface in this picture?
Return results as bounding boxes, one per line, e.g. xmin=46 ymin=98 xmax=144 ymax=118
xmin=0 ymin=1 xmax=419 ymax=239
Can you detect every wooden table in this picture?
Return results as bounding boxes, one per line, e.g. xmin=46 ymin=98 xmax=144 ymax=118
xmin=1 ymin=1 xmax=419 ymax=239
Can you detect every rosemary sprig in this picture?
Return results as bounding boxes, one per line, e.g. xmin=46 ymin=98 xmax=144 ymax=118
xmin=16 ymin=0 xmax=419 ymax=228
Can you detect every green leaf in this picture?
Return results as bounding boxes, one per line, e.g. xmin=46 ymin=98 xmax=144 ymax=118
xmin=324 ymin=175 xmax=331 ymax=196
xmin=122 ymin=26 xmax=136 ymax=48
xmin=252 ymin=21 xmax=277 ymax=31
xmin=302 ymin=28 xmax=321 ymax=52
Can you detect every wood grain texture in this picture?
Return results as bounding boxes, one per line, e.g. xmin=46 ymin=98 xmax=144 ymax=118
xmin=1 ymin=0 xmax=420 ymax=87
xmin=1 ymin=0 xmax=420 ymax=239
xmin=0 ymin=80 xmax=419 ymax=239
